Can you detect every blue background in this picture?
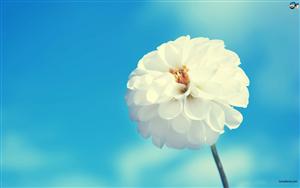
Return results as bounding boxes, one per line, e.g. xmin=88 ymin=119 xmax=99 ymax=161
xmin=2 ymin=1 xmax=299 ymax=187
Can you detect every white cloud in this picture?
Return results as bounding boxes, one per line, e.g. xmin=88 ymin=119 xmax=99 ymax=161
xmin=115 ymin=142 xmax=254 ymax=187
xmin=2 ymin=133 xmax=109 ymax=186
xmin=4 ymin=134 xmax=296 ymax=187
xmin=115 ymin=142 xmax=182 ymax=185
xmin=2 ymin=133 xmax=73 ymax=172
xmin=2 ymin=133 xmax=45 ymax=170
xmin=162 ymin=147 xmax=254 ymax=187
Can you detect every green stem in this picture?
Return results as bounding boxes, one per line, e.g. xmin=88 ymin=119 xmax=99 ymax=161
xmin=210 ymin=144 xmax=229 ymax=188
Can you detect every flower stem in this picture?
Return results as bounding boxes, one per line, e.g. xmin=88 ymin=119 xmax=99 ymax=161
xmin=210 ymin=144 xmax=229 ymax=188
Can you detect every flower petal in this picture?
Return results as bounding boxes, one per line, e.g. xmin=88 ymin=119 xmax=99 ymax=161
xmin=149 ymin=116 xmax=169 ymax=138
xmin=173 ymin=35 xmax=190 ymax=50
xmin=129 ymin=68 xmax=147 ymax=77
xmin=149 ymin=74 xmax=174 ymax=103
xmin=129 ymin=106 xmax=140 ymax=121
xmin=221 ymin=79 xmax=243 ymax=97
xmin=125 ymin=90 xmax=135 ymax=106
xmin=190 ymin=37 xmax=209 ymax=46
xmin=171 ymin=114 xmax=190 ymax=134
xmin=187 ymin=120 xmax=220 ymax=146
xmin=139 ymin=51 xmax=169 ymax=72
xmin=133 ymin=90 xmax=150 ymax=105
xmin=187 ymin=120 xmax=206 ymax=145
xmin=152 ymin=136 xmax=164 ymax=148
xmin=137 ymin=122 xmax=150 ymax=138
xmin=203 ymin=124 xmax=220 ymax=145
xmin=190 ymin=86 xmax=214 ymax=100
xmin=234 ymin=67 xmax=250 ymax=86
xmin=220 ymin=104 xmax=243 ymax=129
xmin=146 ymin=88 xmax=159 ymax=103
xmin=200 ymin=82 xmax=222 ymax=98
xmin=189 ymin=66 xmax=216 ymax=85
xmin=205 ymin=48 xmax=239 ymax=67
xmin=127 ymin=76 xmax=139 ymax=90
xmin=185 ymin=38 xmax=210 ymax=67
xmin=127 ymin=74 xmax=154 ymax=90
xmin=224 ymin=49 xmax=241 ymax=66
xmin=164 ymin=81 xmax=187 ymax=99
xmin=137 ymin=105 xmax=158 ymax=122
xmin=210 ymin=66 xmax=236 ymax=84
xmin=184 ymin=97 xmax=211 ymax=120
xmin=206 ymin=103 xmax=225 ymax=133
xmin=149 ymin=117 xmax=169 ymax=148
xmin=228 ymin=86 xmax=249 ymax=108
xmin=165 ymin=127 xmax=187 ymax=149
xmin=160 ymin=42 xmax=182 ymax=67
xmin=158 ymin=99 xmax=182 ymax=119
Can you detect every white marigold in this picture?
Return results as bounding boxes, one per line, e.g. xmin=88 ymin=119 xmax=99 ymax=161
xmin=126 ymin=36 xmax=249 ymax=149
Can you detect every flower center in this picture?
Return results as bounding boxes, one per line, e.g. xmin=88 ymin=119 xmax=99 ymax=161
xmin=169 ymin=65 xmax=190 ymax=86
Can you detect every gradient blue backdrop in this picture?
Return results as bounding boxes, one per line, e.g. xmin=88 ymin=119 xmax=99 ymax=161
xmin=2 ymin=1 xmax=299 ymax=187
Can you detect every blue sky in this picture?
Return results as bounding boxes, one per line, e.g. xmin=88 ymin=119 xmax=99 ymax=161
xmin=2 ymin=1 xmax=299 ymax=187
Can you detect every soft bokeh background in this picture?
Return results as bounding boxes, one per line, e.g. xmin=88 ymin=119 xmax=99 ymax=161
xmin=1 ymin=1 xmax=299 ymax=187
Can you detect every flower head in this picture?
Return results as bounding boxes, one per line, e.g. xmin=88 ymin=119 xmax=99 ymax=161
xmin=126 ymin=36 xmax=249 ymax=149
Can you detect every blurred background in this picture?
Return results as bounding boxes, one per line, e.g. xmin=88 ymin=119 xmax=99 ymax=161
xmin=1 ymin=1 xmax=299 ymax=187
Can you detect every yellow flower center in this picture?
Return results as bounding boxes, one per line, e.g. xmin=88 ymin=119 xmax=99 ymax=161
xmin=169 ymin=65 xmax=190 ymax=86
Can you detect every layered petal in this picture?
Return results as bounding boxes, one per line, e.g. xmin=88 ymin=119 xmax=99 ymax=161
xmin=220 ymin=104 xmax=243 ymax=129
xmin=228 ymin=86 xmax=249 ymax=108
xmin=127 ymin=74 xmax=153 ymax=90
xmin=137 ymin=121 xmax=151 ymax=138
xmin=137 ymin=105 xmax=158 ymax=122
xmin=203 ymin=124 xmax=220 ymax=145
xmin=190 ymin=86 xmax=214 ymax=100
xmin=189 ymin=66 xmax=216 ymax=85
xmin=187 ymin=120 xmax=220 ymax=146
xmin=158 ymin=99 xmax=182 ymax=119
xmin=138 ymin=51 xmax=169 ymax=72
xmin=206 ymin=103 xmax=225 ymax=133
xmin=158 ymin=42 xmax=182 ymax=67
xmin=234 ymin=67 xmax=250 ymax=86
xmin=149 ymin=116 xmax=169 ymax=139
xmin=184 ymin=97 xmax=211 ymax=120
xmin=152 ymin=136 xmax=164 ymax=148
xmin=187 ymin=120 xmax=206 ymax=145
xmin=171 ymin=114 xmax=190 ymax=134
xmin=165 ymin=126 xmax=187 ymax=149
xmin=200 ymin=82 xmax=222 ymax=98
xmin=133 ymin=90 xmax=151 ymax=105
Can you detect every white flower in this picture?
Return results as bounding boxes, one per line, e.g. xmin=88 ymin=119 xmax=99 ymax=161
xmin=126 ymin=36 xmax=249 ymax=149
